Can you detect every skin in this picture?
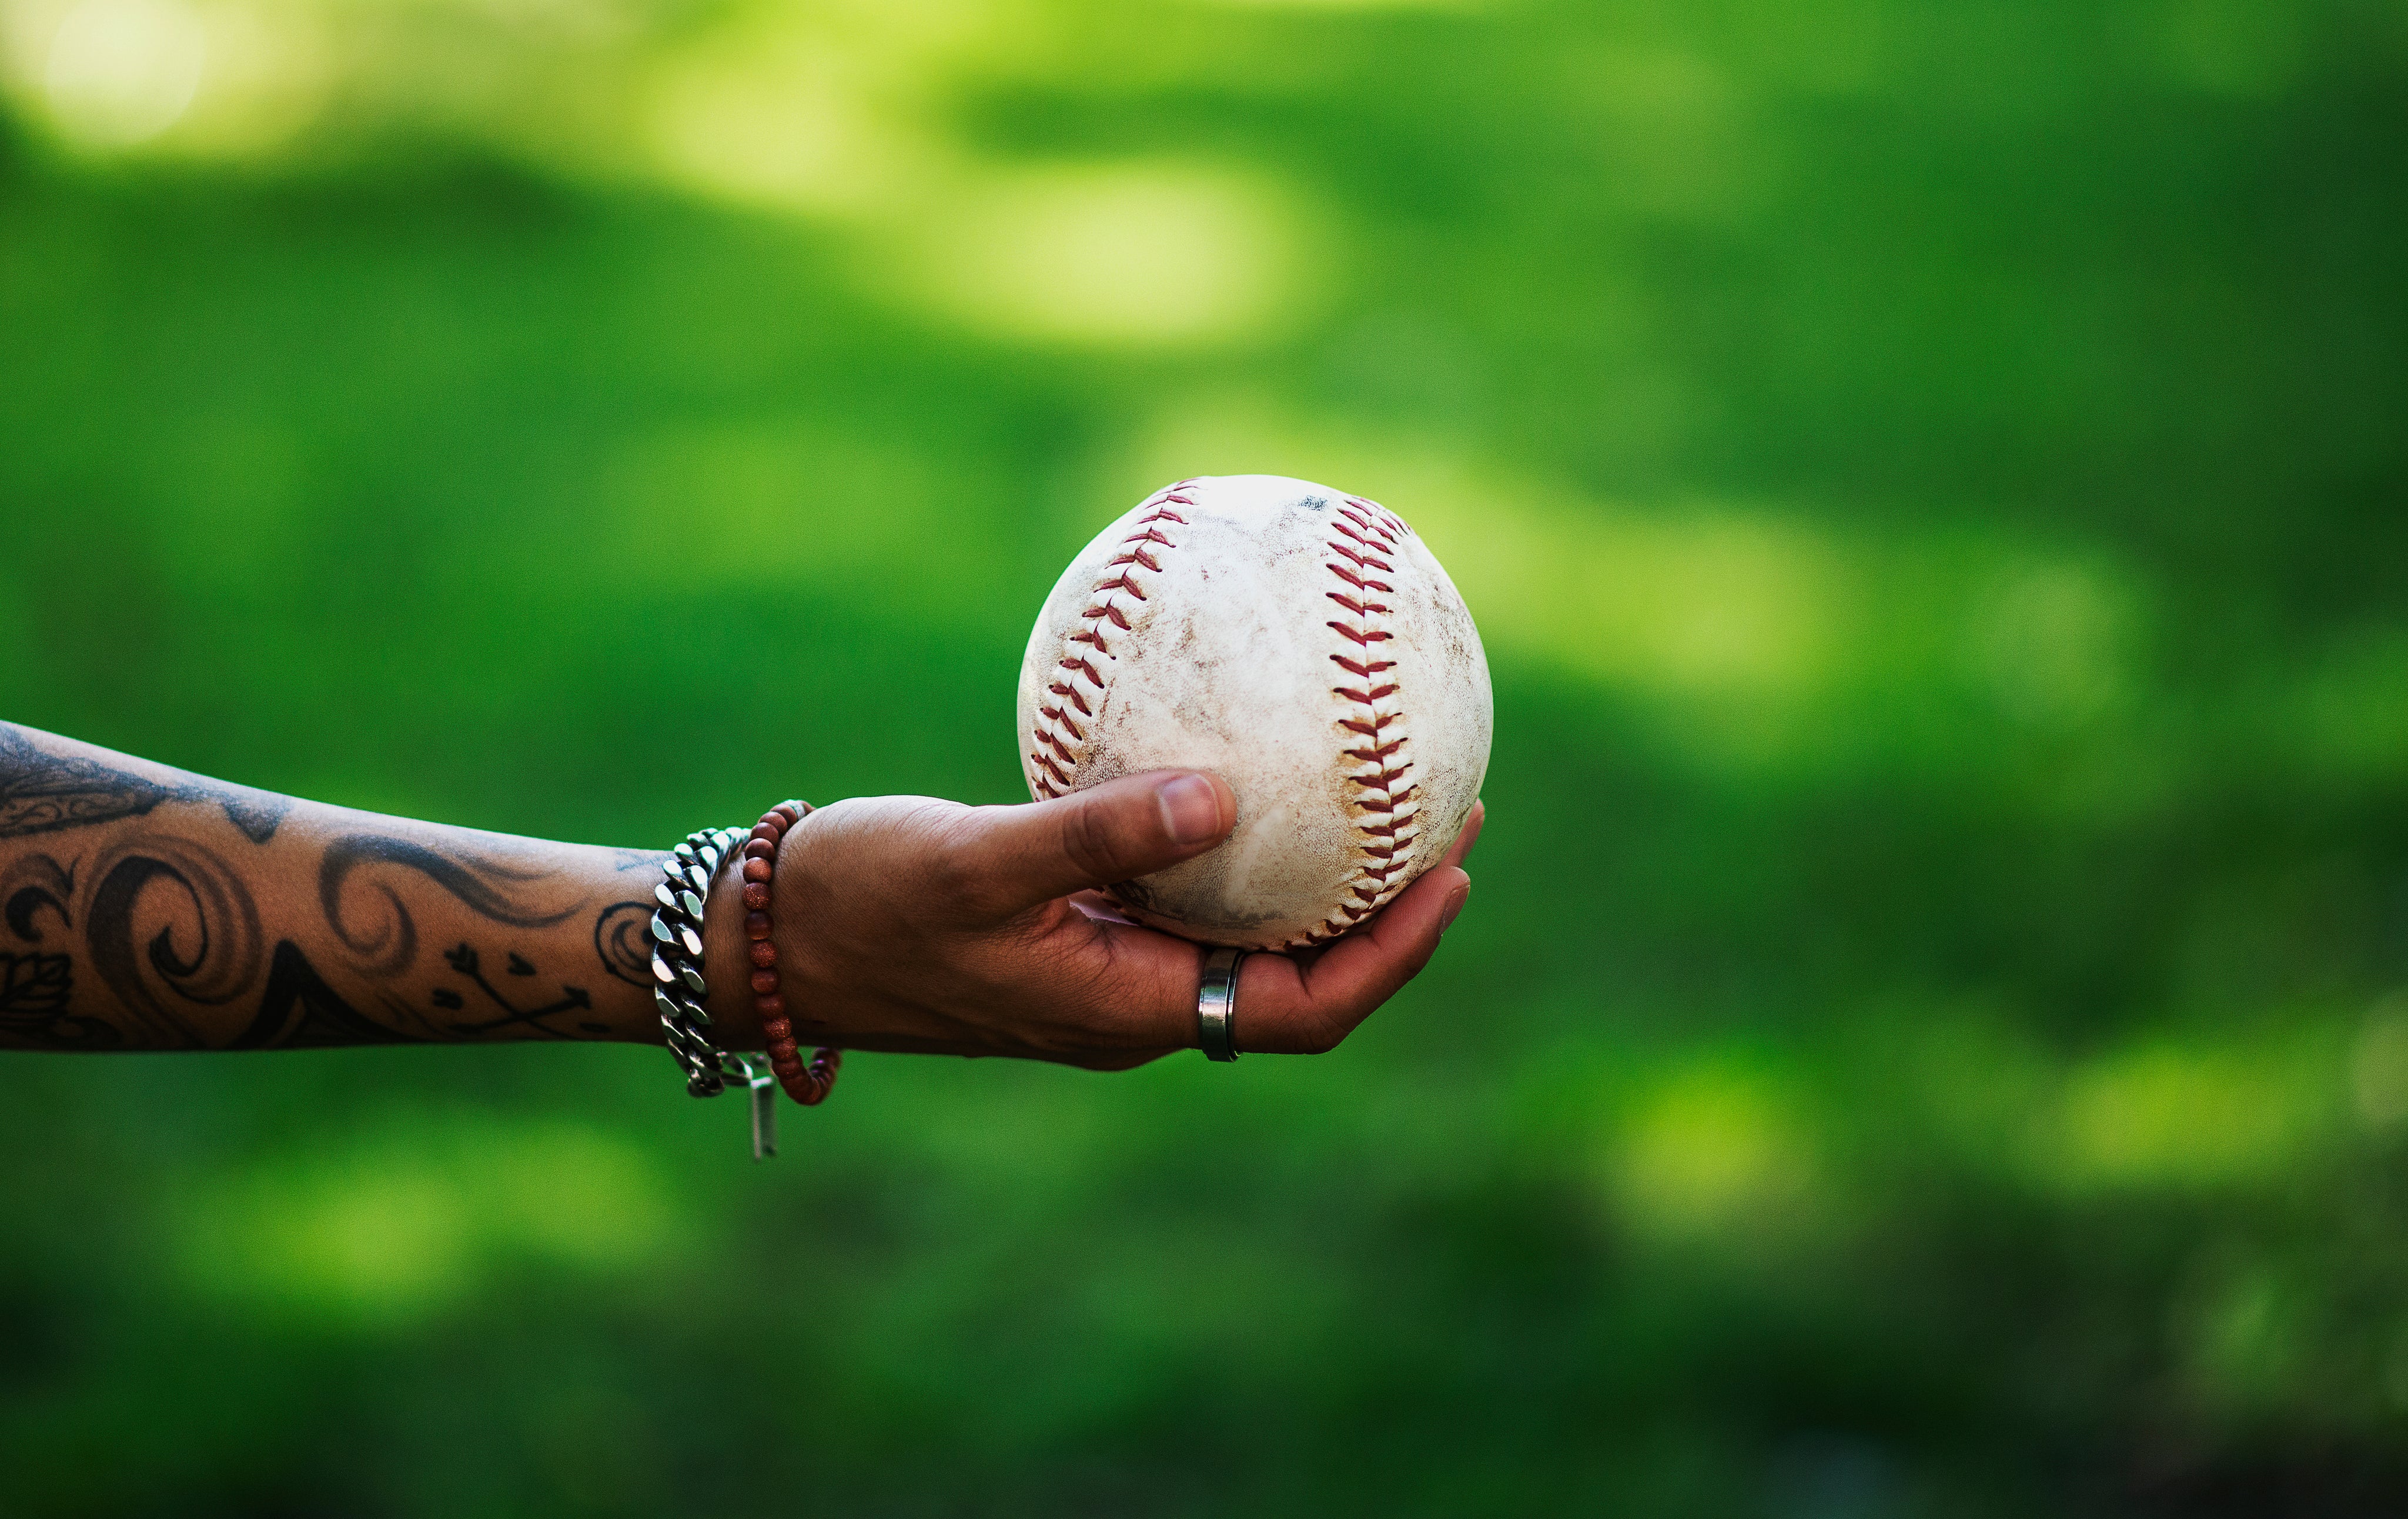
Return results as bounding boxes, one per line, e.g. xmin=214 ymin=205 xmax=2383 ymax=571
xmin=0 ymin=721 xmax=1477 ymax=1062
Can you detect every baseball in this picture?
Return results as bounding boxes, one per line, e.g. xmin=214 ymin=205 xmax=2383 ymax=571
xmin=1018 ymin=474 xmax=1493 ymax=951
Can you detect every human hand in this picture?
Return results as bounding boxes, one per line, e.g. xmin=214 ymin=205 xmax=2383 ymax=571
xmin=725 ymin=772 xmax=1480 ymax=1068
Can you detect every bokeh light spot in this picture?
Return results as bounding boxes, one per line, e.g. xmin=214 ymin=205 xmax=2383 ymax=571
xmin=2049 ymin=1044 xmax=2322 ymax=1192
xmin=892 ymin=163 xmax=1312 ymax=348
xmin=1976 ymin=558 xmax=2134 ymax=727
xmin=2353 ymin=998 xmax=2408 ymax=1130
xmin=40 ymin=0 xmax=206 ymax=146
xmin=176 ymin=1118 xmax=679 ymax=1327
xmin=1609 ymin=1065 xmax=1826 ymax=1244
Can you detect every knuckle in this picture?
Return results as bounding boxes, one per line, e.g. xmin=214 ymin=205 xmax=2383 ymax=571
xmin=1293 ymin=1009 xmax=1349 ymax=1056
xmin=1058 ymin=796 xmax=1128 ymax=883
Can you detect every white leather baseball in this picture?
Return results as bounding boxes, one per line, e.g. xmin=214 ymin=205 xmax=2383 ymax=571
xmin=1018 ymin=474 xmax=1493 ymax=951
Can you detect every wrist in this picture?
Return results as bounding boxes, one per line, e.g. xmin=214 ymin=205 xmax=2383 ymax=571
xmin=701 ymin=845 xmax=766 ymax=1048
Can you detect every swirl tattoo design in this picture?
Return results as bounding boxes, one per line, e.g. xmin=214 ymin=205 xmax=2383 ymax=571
xmin=318 ymin=834 xmax=580 ymax=979
xmin=593 ymin=901 xmax=655 ymax=988
xmin=81 ymin=838 xmax=266 ymax=1047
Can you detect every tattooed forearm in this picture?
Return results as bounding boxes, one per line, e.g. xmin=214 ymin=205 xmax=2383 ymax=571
xmin=85 ymin=837 xmax=267 ymax=1046
xmin=0 ymin=847 xmax=110 ymax=1048
xmin=0 ymin=725 xmax=295 ymax=844
xmin=593 ymin=901 xmax=656 ymax=988
xmin=230 ymin=941 xmax=422 ymax=1049
xmin=319 ymin=834 xmax=581 ymax=979
xmin=0 ymin=726 xmax=170 ymax=838
xmin=216 ymin=792 xmax=293 ymax=845
xmin=432 ymin=942 xmax=603 ymax=1038
xmin=0 ymin=949 xmax=109 ymax=1048
xmin=0 ymin=721 xmax=685 ymax=1051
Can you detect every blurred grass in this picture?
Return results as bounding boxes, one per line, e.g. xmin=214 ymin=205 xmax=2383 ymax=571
xmin=2 ymin=0 xmax=2406 ymax=1513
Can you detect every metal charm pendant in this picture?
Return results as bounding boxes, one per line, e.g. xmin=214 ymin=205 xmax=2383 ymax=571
xmin=745 ymin=1058 xmax=778 ymax=1160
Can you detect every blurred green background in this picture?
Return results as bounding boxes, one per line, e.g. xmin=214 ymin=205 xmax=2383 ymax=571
xmin=2 ymin=0 xmax=2406 ymax=1511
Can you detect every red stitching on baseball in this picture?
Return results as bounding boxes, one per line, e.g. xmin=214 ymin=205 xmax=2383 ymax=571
xmin=1026 ymin=481 xmax=1199 ymax=812
xmin=1328 ymin=621 xmax=1396 ymax=648
xmin=1331 ymin=654 xmax=1397 ymax=678
xmin=1345 ymin=498 xmax=1411 ymax=541
xmin=1302 ymin=494 xmax=1421 ymax=949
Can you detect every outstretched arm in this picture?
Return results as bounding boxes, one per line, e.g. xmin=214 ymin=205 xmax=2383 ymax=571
xmin=0 ymin=721 xmax=673 ymax=1050
xmin=0 ymin=722 xmax=1476 ymax=1061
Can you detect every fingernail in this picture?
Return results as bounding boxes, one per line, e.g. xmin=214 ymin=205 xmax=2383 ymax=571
xmin=1156 ymin=774 xmax=1223 ymax=846
xmin=1440 ymin=882 xmax=1470 ymax=935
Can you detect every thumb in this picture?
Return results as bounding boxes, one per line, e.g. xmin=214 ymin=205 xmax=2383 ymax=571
xmin=951 ymin=770 xmax=1235 ymax=916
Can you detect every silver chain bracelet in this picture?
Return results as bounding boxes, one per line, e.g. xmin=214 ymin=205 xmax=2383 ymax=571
xmin=650 ymin=824 xmax=780 ymax=1159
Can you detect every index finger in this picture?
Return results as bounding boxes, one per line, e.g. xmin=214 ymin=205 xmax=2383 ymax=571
xmin=1228 ymin=855 xmax=1471 ymax=1055
xmin=1046 ymin=799 xmax=1481 ymax=1055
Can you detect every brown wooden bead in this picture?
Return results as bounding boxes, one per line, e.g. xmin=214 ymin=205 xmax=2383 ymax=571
xmin=724 ymin=795 xmax=835 ymax=1112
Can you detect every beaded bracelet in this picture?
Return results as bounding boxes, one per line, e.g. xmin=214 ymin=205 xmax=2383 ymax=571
xmin=740 ymin=801 xmax=841 ymax=1108
xmin=650 ymin=808 xmax=839 ymax=1160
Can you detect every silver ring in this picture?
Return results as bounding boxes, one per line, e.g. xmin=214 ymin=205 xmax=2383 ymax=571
xmin=1196 ymin=946 xmax=1246 ymax=1062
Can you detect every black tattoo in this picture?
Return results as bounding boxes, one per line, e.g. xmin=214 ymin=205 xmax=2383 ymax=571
xmin=230 ymin=940 xmax=420 ymax=1049
xmin=319 ymin=834 xmax=580 ymax=978
xmin=0 ymin=850 xmax=108 ymax=1047
xmin=0 ymin=726 xmax=170 ymax=839
xmin=1 ymin=852 xmax=74 ymax=942
xmin=213 ymin=791 xmax=292 ymax=845
xmin=435 ymin=942 xmax=601 ymax=1037
xmin=593 ymin=901 xmax=654 ymax=987
xmin=0 ymin=951 xmax=71 ymax=1013
xmin=0 ymin=724 xmax=296 ymax=844
xmin=83 ymin=838 xmax=265 ymax=1047
xmin=0 ymin=950 xmax=115 ymax=1048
